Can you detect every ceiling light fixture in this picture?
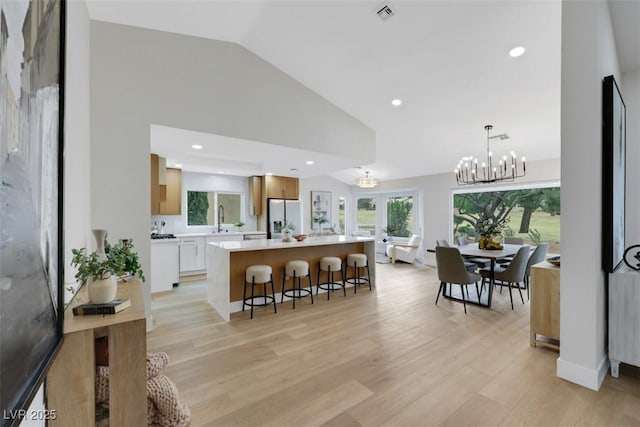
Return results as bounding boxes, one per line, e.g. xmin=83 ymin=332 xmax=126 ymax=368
xmin=357 ymin=171 xmax=378 ymax=188
xmin=306 ymin=160 xmax=314 ymax=165
xmin=175 ymin=163 xmax=182 ymax=168
xmin=391 ymin=99 xmax=402 ymax=106
xmin=192 ymin=144 xmax=203 ymax=150
xmin=455 ymin=125 xmax=526 ymax=186
xmin=509 ymin=46 xmax=526 ymax=57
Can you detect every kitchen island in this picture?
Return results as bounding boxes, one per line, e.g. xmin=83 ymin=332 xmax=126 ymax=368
xmin=207 ymin=235 xmax=375 ymax=320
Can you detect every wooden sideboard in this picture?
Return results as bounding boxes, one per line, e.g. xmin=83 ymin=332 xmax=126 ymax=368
xmin=608 ymin=266 xmax=640 ymax=378
xmin=530 ymin=261 xmax=560 ymax=350
xmin=47 ymin=279 xmax=147 ymax=426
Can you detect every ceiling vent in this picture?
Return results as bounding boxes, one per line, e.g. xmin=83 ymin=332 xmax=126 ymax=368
xmin=376 ymin=4 xmax=395 ymax=21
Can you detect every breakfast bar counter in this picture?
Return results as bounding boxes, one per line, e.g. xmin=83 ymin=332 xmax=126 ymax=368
xmin=207 ymin=236 xmax=376 ymax=320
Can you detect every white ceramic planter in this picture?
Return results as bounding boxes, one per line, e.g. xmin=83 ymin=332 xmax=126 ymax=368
xmin=88 ymin=275 xmax=117 ymax=304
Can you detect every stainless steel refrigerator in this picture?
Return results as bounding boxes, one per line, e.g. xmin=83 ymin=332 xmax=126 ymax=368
xmin=267 ymin=199 xmax=301 ymax=239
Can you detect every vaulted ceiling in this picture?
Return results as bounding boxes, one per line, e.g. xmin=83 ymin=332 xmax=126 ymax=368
xmin=85 ymin=0 xmax=637 ymax=185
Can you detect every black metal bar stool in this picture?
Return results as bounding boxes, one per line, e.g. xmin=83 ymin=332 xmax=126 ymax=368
xmin=316 ymin=256 xmax=346 ymax=300
xmin=243 ymin=264 xmax=277 ymax=319
xmin=281 ymin=260 xmax=314 ymax=309
xmin=345 ymin=253 xmax=371 ymax=293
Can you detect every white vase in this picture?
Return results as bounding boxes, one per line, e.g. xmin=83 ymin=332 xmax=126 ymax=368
xmin=88 ymin=275 xmax=117 ymax=304
xmin=92 ymin=229 xmax=108 ymax=262
xmin=282 ymin=228 xmax=293 ymax=242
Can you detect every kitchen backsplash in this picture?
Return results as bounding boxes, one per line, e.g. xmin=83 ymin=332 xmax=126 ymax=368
xmin=151 ymin=215 xmax=258 ymax=234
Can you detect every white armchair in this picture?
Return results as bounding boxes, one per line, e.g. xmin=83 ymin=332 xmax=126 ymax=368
xmin=386 ymin=234 xmax=423 ymax=264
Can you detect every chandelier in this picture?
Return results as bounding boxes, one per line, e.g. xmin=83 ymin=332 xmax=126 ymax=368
xmin=357 ymin=171 xmax=378 ymax=188
xmin=455 ymin=125 xmax=526 ymax=185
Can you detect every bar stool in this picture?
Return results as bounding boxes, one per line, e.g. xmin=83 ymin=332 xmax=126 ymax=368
xmin=281 ymin=260 xmax=314 ymax=309
xmin=316 ymin=257 xmax=346 ymax=300
xmin=345 ymin=253 xmax=371 ymax=293
xmin=243 ymin=265 xmax=277 ymax=319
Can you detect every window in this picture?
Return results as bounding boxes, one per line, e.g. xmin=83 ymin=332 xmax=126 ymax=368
xmin=356 ymin=197 xmax=376 ymax=235
xmin=453 ymin=186 xmax=560 ymax=253
xmin=386 ymin=196 xmax=413 ymax=237
xmin=187 ymin=191 xmax=242 ymax=226
xmin=338 ymin=197 xmax=346 ymax=235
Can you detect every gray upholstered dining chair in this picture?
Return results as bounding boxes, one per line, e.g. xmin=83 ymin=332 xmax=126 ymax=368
xmin=523 ymin=243 xmax=549 ymax=300
xmin=453 ymin=237 xmax=491 ymax=269
xmin=435 ymin=246 xmax=482 ymax=313
xmin=436 ymin=240 xmax=478 ymax=272
xmin=479 ymin=246 xmax=529 ymax=310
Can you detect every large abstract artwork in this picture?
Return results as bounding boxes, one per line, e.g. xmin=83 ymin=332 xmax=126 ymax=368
xmin=0 ymin=0 xmax=64 ymax=422
xmin=602 ymin=75 xmax=626 ymax=273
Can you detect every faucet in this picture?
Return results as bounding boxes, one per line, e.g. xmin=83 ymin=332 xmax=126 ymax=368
xmin=217 ymin=205 xmax=225 ymax=232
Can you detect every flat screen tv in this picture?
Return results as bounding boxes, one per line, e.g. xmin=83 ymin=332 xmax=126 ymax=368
xmin=0 ymin=0 xmax=65 ymax=424
xmin=602 ymin=74 xmax=626 ymax=273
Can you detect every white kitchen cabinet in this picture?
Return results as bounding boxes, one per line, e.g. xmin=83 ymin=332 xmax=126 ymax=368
xmin=151 ymin=240 xmax=179 ymax=293
xmin=179 ymin=236 xmax=206 ymax=275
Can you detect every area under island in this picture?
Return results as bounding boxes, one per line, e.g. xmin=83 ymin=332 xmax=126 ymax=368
xmin=206 ymin=235 xmax=376 ymax=320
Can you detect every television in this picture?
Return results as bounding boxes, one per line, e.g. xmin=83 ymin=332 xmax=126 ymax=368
xmin=0 ymin=0 xmax=65 ymax=424
xmin=602 ymin=74 xmax=626 ymax=273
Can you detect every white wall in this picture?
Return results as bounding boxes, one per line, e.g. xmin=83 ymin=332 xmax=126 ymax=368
xmin=63 ymin=0 xmax=91 ymax=301
xmin=299 ymin=175 xmax=352 ymax=234
xmin=90 ymin=22 xmax=375 ymax=328
xmin=558 ymin=0 xmax=620 ymax=390
xmin=356 ymin=158 xmax=560 ymax=265
xmin=151 ymin=171 xmax=257 ymax=234
xmin=624 ymin=69 xmax=640 ymax=245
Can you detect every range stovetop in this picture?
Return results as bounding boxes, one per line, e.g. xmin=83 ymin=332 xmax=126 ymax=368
xmin=151 ymin=233 xmax=176 ymax=240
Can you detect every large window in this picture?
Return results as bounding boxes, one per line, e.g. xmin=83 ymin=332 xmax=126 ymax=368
xmin=187 ymin=191 xmax=242 ymax=226
xmin=453 ymin=186 xmax=560 ymax=253
xmin=387 ymin=196 xmax=413 ymax=237
xmin=356 ymin=197 xmax=376 ymax=235
xmin=338 ymin=197 xmax=346 ymax=235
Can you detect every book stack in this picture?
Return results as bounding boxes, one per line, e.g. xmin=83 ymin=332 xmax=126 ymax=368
xmin=72 ymin=298 xmax=131 ymax=315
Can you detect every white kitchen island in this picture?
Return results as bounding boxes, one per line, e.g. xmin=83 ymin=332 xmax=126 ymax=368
xmin=207 ymin=235 xmax=376 ymax=320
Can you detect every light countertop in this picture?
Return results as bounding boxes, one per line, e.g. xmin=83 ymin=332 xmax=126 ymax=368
xmin=208 ymin=235 xmax=375 ymax=252
xmin=175 ymin=231 xmax=266 ymax=238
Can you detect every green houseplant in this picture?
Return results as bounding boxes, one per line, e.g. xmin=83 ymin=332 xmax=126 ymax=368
xmin=234 ymin=221 xmax=245 ymax=232
xmin=71 ymin=238 xmax=145 ymax=304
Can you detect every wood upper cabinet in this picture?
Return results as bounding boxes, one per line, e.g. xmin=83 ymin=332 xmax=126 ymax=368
xmin=151 ymin=154 xmax=181 ymax=215
xmin=250 ymin=176 xmax=263 ymax=216
xmin=150 ymin=154 xmax=160 ymax=214
xmin=265 ymin=175 xmax=299 ymax=199
xmin=159 ymin=168 xmax=182 ymax=215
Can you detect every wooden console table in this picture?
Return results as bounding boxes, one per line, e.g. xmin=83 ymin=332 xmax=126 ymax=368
xmin=530 ymin=262 xmax=560 ymax=350
xmin=47 ymin=279 xmax=147 ymax=426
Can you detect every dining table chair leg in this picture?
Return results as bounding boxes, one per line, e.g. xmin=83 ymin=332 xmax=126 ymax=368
xmin=435 ymin=281 xmax=445 ymax=305
xmin=461 ymin=284 xmax=467 ymax=313
xmin=508 ymin=282 xmax=514 ymax=310
xmin=517 ymin=283 xmax=525 ymax=304
xmin=475 ymin=282 xmax=481 ymax=304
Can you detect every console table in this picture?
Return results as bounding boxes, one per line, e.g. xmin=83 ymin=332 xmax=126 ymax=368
xmin=47 ymin=279 xmax=147 ymax=426
xmin=608 ymin=266 xmax=640 ymax=378
xmin=530 ymin=262 xmax=560 ymax=350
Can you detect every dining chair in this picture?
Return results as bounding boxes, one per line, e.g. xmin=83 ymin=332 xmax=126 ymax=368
xmin=479 ymin=246 xmax=529 ymax=310
xmin=435 ymin=246 xmax=481 ymax=313
xmin=436 ymin=240 xmax=478 ymax=272
xmin=453 ymin=237 xmax=491 ymax=270
xmin=523 ymin=243 xmax=549 ymax=300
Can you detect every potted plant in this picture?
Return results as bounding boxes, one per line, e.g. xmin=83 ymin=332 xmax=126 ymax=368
xmin=382 ymin=224 xmax=396 ymax=242
xmin=313 ymin=215 xmax=328 ymax=233
xmin=475 ymin=217 xmax=509 ymax=249
xmin=71 ymin=238 xmax=145 ymax=304
xmin=234 ymin=221 xmax=245 ymax=232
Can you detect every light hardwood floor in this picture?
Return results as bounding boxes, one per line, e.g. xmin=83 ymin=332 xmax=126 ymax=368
xmin=148 ymin=262 xmax=640 ymax=426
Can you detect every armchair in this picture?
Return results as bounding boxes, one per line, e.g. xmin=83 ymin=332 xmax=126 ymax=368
xmin=386 ymin=234 xmax=422 ymax=264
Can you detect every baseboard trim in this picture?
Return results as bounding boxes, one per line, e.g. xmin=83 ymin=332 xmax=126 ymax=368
xmin=557 ymin=355 xmax=609 ymax=390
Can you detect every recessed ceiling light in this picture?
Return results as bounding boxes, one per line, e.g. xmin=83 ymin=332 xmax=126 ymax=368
xmin=509 ymin=46 xmax=526 ymax=57
xmin=219 ymin=171 xmax=225 ymax=174
xmin=391 ymin=99 xmax=402 ymax=106
xmin=192 ymin=144 xmax=203 ymax=150
xmin=175 ymin=163 xmax=182 ymax=168
xmin=306 ymin=160 xmax=314 ymax=165
xmin=266 ymin=172 xmax=273 ymax=176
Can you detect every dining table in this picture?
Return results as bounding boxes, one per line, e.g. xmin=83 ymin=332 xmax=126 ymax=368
xmin=446 ymin=243 xmax=524 ymax=308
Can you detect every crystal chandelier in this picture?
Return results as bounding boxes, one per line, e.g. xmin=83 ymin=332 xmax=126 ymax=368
xmin=357 ymin=171 xmax=378 ymax=188
xmin=455 ymin=125 xmax=526 ymax=185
